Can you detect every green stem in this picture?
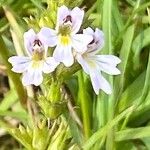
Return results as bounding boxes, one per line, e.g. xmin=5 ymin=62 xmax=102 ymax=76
xmin=78 ymin=71 xmax=90 ymax=140
xmin=138 ymin=50 xmax=150 ymax=104
xmin=102 ymin=0 xmax=114 ymax=149
xmin=83 ymin=105 xmax=135 ymax=149
xmin=102 ymin=0 xmax=112 ymax=54
xmin=0 ymin=35 xmax=27 ymax=109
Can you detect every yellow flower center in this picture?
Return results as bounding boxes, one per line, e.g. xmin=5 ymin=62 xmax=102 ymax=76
xmin=59 ymin=35 xmax=71 ymax=46
xmin=59 ymin=24 xmax=71 ymax=36
xmin=31 ymin=60 xmax=43 ymax=69
xmin=32 ymin=50 xmax=44 ymax=61
xmin=58 ymin=24 xmax=72 ymax=46
xmin=87 ymin=60 xmax=96 ymax=68
xmin=83 ymin=54 xmax=97 ymax=68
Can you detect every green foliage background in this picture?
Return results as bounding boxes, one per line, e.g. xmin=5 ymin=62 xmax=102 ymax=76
xmin=0 ymin=0 xmax=150 ymax=150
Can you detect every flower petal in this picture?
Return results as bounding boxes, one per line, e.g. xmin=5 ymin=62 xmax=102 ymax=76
xmin=94 ymin=55 xmax=121 ymax=75
xmin=89 ymin=70 xmax=101 ymax=94
xmin=56 ymin=5 xmax=70 ymax=30
xmin=23 ymin=29 xmax=36 ymax=55
xmin=11 ymin=62 xmax=30 ymax=73
xmin=98 ymin=62 xmax=121 ymax=75
xmin=76 ymin=54 xmax=89 ymax=74
xmin=8 ymin=56 xmax=31 ymax=73
xmin=83 ymin=28 xmax=104 ymax=53
xmin=53 ymin=44 xmax=74 ymax=67
xmin=38 ymin=27 xmax=58 ymax=47
xmin=95 ymin=55 xmax=121 ymax=65
xmin=53 ymin=44 xmax=64 ymax=62
xmin=72 ymin=34 xmax=93 ymax=53
xmin=71 ymin=7 xmax=84 ymax=34
xmin=62 ymin=45 xmax=74 ymax=67
xmin=94 ymin=28 xmax=105 ymax=50
xmin=89 ymin=70 xmax=112 ymax=95
xmin=32 ymin=69 xmax=43 ymax=86
xmin=98 ymin=73 xmax=112 ymax=94
xmin=8 ymin=56 xmax=30 ymax=65
xmin=22 ymin=71 xmax=31 ymax=86
xmin=22 ymin=68 xmax=43 ymax=86
xmin=83 ymin=27 xmax=94 ymax=35
xmin=43 ymin=57 xmax=59 ymax=73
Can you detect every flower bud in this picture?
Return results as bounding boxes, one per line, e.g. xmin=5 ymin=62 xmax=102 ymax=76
xmin=32 ymin=122 xmax=49 ymax=150
xmin=47 ymin=80 xmax=61 ymax=103
xmin=38 ymin=96 xmax=66 ymax=119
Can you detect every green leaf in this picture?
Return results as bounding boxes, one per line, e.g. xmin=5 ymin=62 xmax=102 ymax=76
xmin=0 ymin=89 xmax=18 ymax=111
xmin=78 ymin=71 xmax=91 ymax=139
xmin=118 ymin=24 xmax=135 ymax=93
xmin=115 ymin=127 xmax=150 ymax=141
xmin=0 ymin=111 xmax=27 ymax=120
xmin=127 ymin=92 xmax=150 ymax=126
xmin=112 ymin=0 xmax=124 ymax=34
xmin=132 ymin=27 xmax=150 ymax=65
xmin=30 ymin=0 xmax=44 ymax=10
xmin=82 ymin=106 xmax=135 ymax=149
xmin=141 ymin=137 xmax=150 ymax=149
xmin=116 ymin=141 xmax=137 ymax=150
xmin=102 ymin=0 xmax=112 ymax=54
xmin=0 ymin=36 xmax=27 ymax=109
xmin=118 ymin=71 xmax=145 ymax=112
xmin=3 ymin=6 xmax=25 ymax=56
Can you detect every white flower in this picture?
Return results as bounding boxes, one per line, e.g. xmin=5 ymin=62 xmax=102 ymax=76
xmin=8 ymin=28 xmax=59 ymax=86
xmin=39 ymin=5 xmax=92 ymax=67
xmin=76 ymin=27 xmax=121 ymax=95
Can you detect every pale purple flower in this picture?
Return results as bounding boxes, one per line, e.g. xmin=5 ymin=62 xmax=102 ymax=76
xmin=8 ymin=29 xmax=59 ymax=86
xmin=76 ymin=27 xmax=121 ymax=95
xmin=39 ymin=5 xmax=92 ymax=67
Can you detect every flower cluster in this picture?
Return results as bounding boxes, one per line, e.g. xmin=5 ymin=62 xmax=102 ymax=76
xmin=8 ymin=5 xmax=121 ymax=95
